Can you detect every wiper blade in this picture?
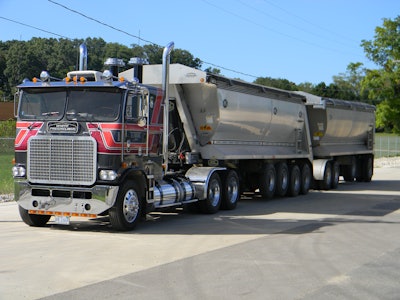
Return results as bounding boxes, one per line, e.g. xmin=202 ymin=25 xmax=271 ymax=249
xmin=41 ymin=111 xmax=59 ymax=116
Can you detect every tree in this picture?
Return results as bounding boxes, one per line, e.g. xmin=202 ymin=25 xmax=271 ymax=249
xmin=204 ymin=67 xmax=221 ymax=75
xmin=360 ymin=16 xmax=400 ymax=132
xmin=332 ymin=62 xmax=368 ymax=101
xmin=254 ymin=77 xmax=297 ymax=91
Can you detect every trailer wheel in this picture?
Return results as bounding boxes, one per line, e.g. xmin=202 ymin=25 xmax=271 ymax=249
xmin=275 ymin=162 xmax=289 ymax=197
xmin=288 ymin=164 xmax=301 ymax=197
xmin=319 ymin=161 xmax=332 ymax=190
xmin=331 ymin=161 xmax=340 ymax=189
xmin=259 ymin=163 xmax=276 ymax=199
xmin=199 ymin=172 xmax=222 ymax=214
xmin=300 ymin=163 xmax=311 ymax=195
xmin=18 ymin=205 xmax=50 ymax=227
xmin=343 ymin=157 xmax=356 ymax=182
xmin=221 ymin=170 xmax=240 ymax=210
xmin=109 ymin=181 xmax=143 ymax=231
xmin=358 ymin=156 xmax=373 ymax=182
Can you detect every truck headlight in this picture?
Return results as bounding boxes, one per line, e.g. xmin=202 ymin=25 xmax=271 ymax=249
xmin=99 ymin=170 xmax=117 ymax=181
xmin=12 ymin=165 xmax=26 ymax=178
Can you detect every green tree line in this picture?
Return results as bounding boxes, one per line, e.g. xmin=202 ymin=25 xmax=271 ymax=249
xmin=0 ymin=15 xmax=399 ymax=132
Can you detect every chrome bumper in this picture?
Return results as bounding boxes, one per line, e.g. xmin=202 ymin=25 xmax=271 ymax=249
xmin=14 ymin=180 xmax=119 ymax=215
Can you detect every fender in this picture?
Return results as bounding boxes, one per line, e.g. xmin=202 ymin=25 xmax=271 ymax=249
xmin=185 ymin=166 xmax=226 ymax=200
xmin=312 ymin=159 xmax=330 ymax=181
xmin=118 ymin=168 xmax=148 ymax=192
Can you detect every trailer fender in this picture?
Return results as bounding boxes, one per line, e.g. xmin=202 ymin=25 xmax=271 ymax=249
xmin=185 ymin=167 xmax=226 ymax=200
xmin=313 ymin=159 xmax=330 ymax=181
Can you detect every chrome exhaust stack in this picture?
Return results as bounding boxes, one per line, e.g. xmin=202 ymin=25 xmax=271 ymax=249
xmin=162 ymin=42 xmax=174 ymax=173
xmin=79 ymin=43 xmax=88 ymax=71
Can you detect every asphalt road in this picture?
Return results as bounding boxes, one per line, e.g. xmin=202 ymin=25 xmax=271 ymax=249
xmin=1 ymin=167 xmax=400 ymax=300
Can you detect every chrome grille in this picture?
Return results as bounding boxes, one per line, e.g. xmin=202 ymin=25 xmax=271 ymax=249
xmin=28 ymin=136 xmax=96 ymax=185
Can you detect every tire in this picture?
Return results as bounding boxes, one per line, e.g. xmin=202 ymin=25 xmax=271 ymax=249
xmin=109 ymin=181 xmax=143 ymax=231
xmin=221 ymin=170 xmax=240 ymax=210
xmin=199 ymin=172 xmax=222 ymax=214
xmin=359 ymin=156 xmax=373 ymax=182
xmin=331 ymin=161 xmax=340 ymax=189
xmin=288 ymin=164 xmax=301 ymax=197
xmin=300 ymin=163 xmax=311 ymax=195
xmin=361 ymin=156 xmax=374 ymax=182
xmin=259 ymin=163 xmax=276 ymax=199
xmin=275 ymin=162 xmax=289 ymax=197
xmin=19 ymin=205 xmax=50 ymax=227
xmin=320 ymin=161 xmax=332 ymax=190
xmin=343 ymin=157 xmax=356 ymax=182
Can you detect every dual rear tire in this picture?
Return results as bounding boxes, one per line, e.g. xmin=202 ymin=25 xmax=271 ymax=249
xmin=200 ymin=170 xmax=240 ymax=213
xmin=259 ymin=162 xmax=311 ymax=199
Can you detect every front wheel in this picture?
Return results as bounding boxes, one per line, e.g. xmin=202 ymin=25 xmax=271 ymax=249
xmin=19 ymin=205 xmax=51 ymax=227
xmin=199 ymin=172 xmax=222 ymax=214
xmin=109 ymin=181 xmax=143 ymax=231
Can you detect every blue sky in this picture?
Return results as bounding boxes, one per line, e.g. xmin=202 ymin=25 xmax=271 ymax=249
xmin=0 ymin=0 xmax=399 ymax=84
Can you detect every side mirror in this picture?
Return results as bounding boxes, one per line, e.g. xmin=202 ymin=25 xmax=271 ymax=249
xmin=14 ymin=91 xmax=19 ymax=118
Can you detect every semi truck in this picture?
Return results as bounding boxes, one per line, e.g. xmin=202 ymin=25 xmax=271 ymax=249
xmin=12 ymin=42 xmax=375 ymax=230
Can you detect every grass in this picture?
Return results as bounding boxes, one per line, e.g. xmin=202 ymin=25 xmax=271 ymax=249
xmin=0 ymin=153 xmax=14 ymax=194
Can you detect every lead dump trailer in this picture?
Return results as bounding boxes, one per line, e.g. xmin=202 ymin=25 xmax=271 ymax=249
xmin=295 ymin=91 xmax=375 ymax=189
xmin=129 ymin=63 xmax=314 ymax=199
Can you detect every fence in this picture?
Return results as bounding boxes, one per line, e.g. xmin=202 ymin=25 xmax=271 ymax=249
xmin=374 ymin=135 xmax=400 ymax=158
xmin=1 ymin=136 xmax=400 ymax=158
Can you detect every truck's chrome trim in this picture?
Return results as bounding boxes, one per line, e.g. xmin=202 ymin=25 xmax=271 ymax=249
xmin=14 ymin=180 xmax=119 ymax=215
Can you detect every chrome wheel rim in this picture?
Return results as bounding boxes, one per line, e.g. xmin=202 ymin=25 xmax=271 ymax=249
xmin=208 ymin=179 xmax=221 ymax=207
xmin=123 ymin=189 xmax=140 ymax=223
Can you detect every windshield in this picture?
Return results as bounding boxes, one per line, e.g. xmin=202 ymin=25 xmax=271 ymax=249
xmin=19 ymin=90 xmax=65 ymax=120
xmin=19 ymin=88 xmax=122 ymax=122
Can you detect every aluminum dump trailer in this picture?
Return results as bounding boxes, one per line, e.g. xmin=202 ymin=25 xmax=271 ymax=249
xmin=137 ymin=64 xmax=313 ymax=161
xmin=296 ymin=91 xmax=375 ymax=187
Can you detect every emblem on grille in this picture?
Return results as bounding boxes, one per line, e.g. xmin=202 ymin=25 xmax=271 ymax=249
xmin=48 ymin=122 xmax=79 ymax=133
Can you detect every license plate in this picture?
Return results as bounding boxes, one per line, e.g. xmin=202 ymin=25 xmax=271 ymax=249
xmin=54 ymin=216 xmax=70 ymax=225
